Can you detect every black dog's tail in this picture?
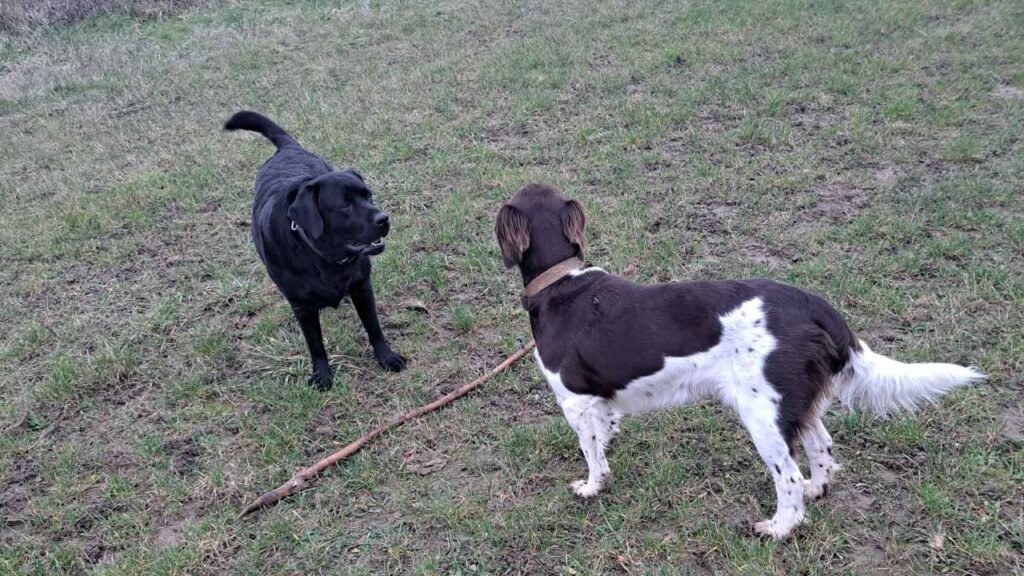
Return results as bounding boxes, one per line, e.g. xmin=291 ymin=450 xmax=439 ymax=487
xmin=224 ymin=110 xmax=296 ymax=149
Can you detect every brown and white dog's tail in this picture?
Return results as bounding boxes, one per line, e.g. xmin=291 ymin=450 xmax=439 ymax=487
xmin=836 ymin=340 xmax=984 ymax=417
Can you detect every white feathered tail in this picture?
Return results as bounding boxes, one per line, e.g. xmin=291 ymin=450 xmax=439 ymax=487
xmin=837 ymin=340 xmax=984 ymax=417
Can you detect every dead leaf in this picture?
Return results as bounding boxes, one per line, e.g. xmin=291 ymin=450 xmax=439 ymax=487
xmin=198 ymin=200 xmax=221 ymax=213
xmin=401 ymin=299 xmax=430 ymax=313
xmin=406 ymin=456 xmax=448 ymax=476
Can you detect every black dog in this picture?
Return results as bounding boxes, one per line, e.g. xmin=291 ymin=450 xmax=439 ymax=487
xmin=225 ymin=110 xmax=406 ymax=390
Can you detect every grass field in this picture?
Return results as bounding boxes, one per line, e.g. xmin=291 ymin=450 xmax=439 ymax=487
xmin=2 ymin=0 xmax=1022 ymax=573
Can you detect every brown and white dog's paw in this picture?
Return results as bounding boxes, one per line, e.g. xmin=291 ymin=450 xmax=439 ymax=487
xmin=753 ymin=513 xmax=803 ymax=540
xmin=802 ymin=479 xmax=829 ymax=500
xmin=753 ymin=519 xmax=785 ymax=540
xmin=570 ymin=479 xmax=602 ymax=498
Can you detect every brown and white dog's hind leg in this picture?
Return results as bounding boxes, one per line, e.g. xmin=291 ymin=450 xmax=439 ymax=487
xmin=607 ymin=408 xmax=623 ymax=443
xmin=800 ymin=417 xmax=840 ymax=499
xmin=734 ymin=393 xmax=806 ymax=539
xmin=559 ymin=394 xmax=614 ymax=498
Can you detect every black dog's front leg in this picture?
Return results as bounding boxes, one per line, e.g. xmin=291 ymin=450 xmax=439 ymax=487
xmin=349 ymin=277 xmax=406 ymax=372
xmin=292 ymin=306 xmax=334 ymax=390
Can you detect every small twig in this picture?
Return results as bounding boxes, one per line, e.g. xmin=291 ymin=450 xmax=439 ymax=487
xmin=239 ymin=340 xmax=536 ymax=517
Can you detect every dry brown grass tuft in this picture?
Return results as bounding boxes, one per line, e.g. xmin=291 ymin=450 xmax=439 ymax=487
xmin=0 ymin=0 xmax=209 ymax=34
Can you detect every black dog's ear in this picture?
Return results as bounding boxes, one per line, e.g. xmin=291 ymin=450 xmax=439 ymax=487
xmin=495 ymin=203 xmax=531 ymax=269
xmin=344 ymin=168 xmax=364 ymax=182
xmin=561 ymin=199 xmax=586 ymax=257
xmin=288 ymin=181 xmax=324 ymax=239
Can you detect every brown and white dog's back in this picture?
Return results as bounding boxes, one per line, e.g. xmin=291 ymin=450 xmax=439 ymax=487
xmin=496 ymin=183 xmax=983 ymax=539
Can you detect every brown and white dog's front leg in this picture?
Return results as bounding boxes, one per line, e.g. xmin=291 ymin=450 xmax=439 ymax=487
xmin=535 ymin=351 xmax=616 ymax=498
xmin=559 ymin=394 xmax=613 ymax=497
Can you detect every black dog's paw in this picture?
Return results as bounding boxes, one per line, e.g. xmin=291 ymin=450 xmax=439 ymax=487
xmin=308 ymin=369 xmax=334 ymax=391
xmin=376 ymin=349 xmax=407 ymax=372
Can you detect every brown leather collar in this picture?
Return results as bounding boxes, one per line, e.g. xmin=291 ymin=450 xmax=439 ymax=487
xmin=524 ymin=257 xmax=583 ymax=298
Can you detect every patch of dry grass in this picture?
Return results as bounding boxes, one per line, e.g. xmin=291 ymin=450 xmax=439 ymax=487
xmin=0 ymin=0 xmax=209 ymax=34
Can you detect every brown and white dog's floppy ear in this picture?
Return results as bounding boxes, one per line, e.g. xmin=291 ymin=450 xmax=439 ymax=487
xmin=561 ymin=199 xmax=586 ymax=257
xmin=495 ymin=203 xmax=530 ymax=268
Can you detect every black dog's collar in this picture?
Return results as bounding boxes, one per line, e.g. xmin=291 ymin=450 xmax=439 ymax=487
xmin=291 ymin=221 xmax=355 ymax=265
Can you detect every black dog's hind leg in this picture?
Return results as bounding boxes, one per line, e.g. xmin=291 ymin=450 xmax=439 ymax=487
xmin=349 ymin=277 xmax=407 ymax=372
xmin=292 ymin=306 xmax=334 ymax=390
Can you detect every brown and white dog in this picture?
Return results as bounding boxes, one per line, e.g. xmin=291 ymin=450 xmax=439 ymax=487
xmin=495 ymin=183 xmax=983 ymax=539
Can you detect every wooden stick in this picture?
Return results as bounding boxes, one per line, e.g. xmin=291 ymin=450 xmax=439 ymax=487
xmin=239 ymin=340 xmax=536 ymax=517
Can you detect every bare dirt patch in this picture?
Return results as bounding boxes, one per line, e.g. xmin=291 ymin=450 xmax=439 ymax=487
xmin=163 ymin=435 xmax=201 ymax=475
xmin=686 ymin=201 xmax=739 ymax=234
xmin=736 ymin=242 xmax=788 ymax=271
xmin=849 ymin=540 xmax=888 ymax=575
xmin=832 ymin=487 xmax=878 ymax=517
xmin=306 ymin=405 xmax=342 ymax=436
xmin=1001 ymin=406 xmax=1023 ymax=441
xmin=872 ymin=166 xmax=899 ymax=189
xmin=1 ymin=458 xmax=42 ymax=529
xmin=805 ymin=184 xmax=871 ymax=223
xmin=155 ymin=521 xmax=184 ymax=549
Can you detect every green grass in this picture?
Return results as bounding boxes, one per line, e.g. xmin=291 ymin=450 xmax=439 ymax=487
xmin=2 ymin=0 xmax=1023 ymax=574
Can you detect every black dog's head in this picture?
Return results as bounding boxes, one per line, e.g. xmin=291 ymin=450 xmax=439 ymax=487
xmin=495 ymin=183 xmax=586 ymax=283
xmin=288 ymin=169 xmax=390 ymax=259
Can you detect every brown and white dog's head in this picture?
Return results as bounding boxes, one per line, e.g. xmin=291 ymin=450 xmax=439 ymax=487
xmin=495 ymin=184 xmax=586 ymax=284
